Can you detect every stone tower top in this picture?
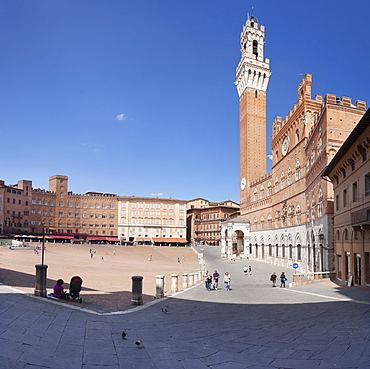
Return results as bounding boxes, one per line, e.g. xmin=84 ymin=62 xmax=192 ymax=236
xmin=235 ymin=14 xmax=271 ymax=97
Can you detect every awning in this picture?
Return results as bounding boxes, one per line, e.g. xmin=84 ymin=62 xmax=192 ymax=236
xmin=86 ymin=236 xmax=120 ymax=241
xmin=153 ymin=238 xmax=187 ymax=243
xmin=136 ymin=238 xmax=151 ymax=242
xmin=46 ymin=235 xmax=75 ymax=240
xmin=55 ymin=232 xmax=88 ymax=236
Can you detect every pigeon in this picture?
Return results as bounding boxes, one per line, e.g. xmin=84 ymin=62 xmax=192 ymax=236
xmin=135 ymin=340 xmax=142 ymax=347
xmin=161 ymin=305 xmax=169 ymax=314
xmin=121 ymin=331 xmax=127 ymax=339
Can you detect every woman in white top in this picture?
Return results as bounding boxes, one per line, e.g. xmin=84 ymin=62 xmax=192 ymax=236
xmin=224 ymin=272 xmax=231 ymax=291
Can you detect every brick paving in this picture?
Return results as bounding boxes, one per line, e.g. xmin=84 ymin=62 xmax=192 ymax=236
xmin=0 ymin=242 xmax=200 ymax=313
xmin=0 ymin=245 xmax=369 ymax=368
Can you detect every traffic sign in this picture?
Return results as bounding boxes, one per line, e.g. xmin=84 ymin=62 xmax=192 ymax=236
xmin=292 ymin=263 xmax=299 ymax=269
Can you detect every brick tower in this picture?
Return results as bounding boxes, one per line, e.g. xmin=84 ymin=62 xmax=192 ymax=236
xmin=235 ymin=15 xmax=271 ymax=215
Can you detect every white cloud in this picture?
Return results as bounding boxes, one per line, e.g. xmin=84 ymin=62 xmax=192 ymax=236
xmin=116 ymin=113 xmax=126 ymax=121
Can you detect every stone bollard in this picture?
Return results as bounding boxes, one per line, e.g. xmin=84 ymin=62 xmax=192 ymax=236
xmin=188 ymin=273 xmax=194 ymax=287
xmin=34 ymin=264 xmax=48 ymax=297
xmin=131 ymin=276 xmax=143 ymax=305
xmin=171 ymin=274 xmax=179 ymax=293
xmin=156 ymin=275 xmax=165 ymax=299
xmin=182 ymin=273 xmax=188 ymax=289
xmin=193 ymin=272 xmax=198 ymax=284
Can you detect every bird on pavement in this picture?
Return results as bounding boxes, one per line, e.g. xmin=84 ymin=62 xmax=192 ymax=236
xmin=161 ymin=305 xmax=169 ymax=314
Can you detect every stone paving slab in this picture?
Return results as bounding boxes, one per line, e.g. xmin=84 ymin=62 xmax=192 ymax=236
xmin=0 ymin=245 xmax=370 ymax=368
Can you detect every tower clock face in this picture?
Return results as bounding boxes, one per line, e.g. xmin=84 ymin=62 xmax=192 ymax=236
xmin=240 ymin=177 xmax=246 ymax=191
xmin=282 ymin=136 xmax=290 ymax=156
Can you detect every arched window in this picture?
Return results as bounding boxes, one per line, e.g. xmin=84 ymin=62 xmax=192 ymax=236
xmin=344 ymin=228 xmax=349 ymax=240
xmin=287 ymin=167 xmax=292 ymax=185
xmin=297 ymin=244 xmax=302 ymax=260
xmin=267 ymin=214 xmax=272 ymax=229
xmin=336 ymin=230 xmax=340 ymax=241
xmin=296 ymin=161 xmax=301 ymax=180
xmin=253 ymin=40 xmax=258 ymax=56
xmin=267 ymin=182 xmax=272 ymax=196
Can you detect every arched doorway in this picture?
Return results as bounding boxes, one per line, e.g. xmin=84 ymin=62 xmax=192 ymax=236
xmin=232 ymin=230 xmax=245 ymax=256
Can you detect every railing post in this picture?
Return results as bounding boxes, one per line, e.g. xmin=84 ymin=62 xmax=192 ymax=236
xmin=188 ymin=273 xmax=194 ymax=287
xmin=171 ymin=274 xmax=178 ymax=293
xmin=193 ymin=272 xmax=198 ymax=284
xmin=156 ymin=275 xmax=165 ymax=299
xmin=182 ymin=273 xmax=188 ymax=289
xmin=131 ymin=276 xmax=143 ymax=305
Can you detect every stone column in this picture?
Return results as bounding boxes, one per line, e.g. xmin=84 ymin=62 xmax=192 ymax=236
xmin=34 ymin=264 xmax=48 ymax=297
xmin=171 ymin=274 xmax=178 ymax=293
xmin=156 ymin=275 xmax=165 ymax=299
xmin=188 ymin=273 xmax=194 ymax=287
xmin=182 ymin=273 xmax=188 ymax=289
xmin=131 ymin=276 xmax=143 ymax=305
xmin=198 ymin=271 xmax=202 ymax=282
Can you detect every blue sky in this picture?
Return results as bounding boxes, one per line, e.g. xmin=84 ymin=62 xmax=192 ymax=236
xmin=1 ymin=0 xmax=369 ymax=203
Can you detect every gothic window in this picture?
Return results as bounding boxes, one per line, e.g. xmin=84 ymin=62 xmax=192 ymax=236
xmin=254 ymin=217 xmax=258 ymax=231
xmin=267 ymin=182 xmax=272 ymax=196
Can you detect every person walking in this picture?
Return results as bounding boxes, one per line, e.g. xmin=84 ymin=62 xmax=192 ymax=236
xmin=212 ymin=270 xmax=220 ymax=290
xmin=248 ymin=265 xmax=252 ymax=275
xmin=270 ymin=272 xmax=277 ymax=287
xmin=203 ymin=271 xmax=212 ymax=291
xmin=243 ymin=265 xmax=248 ymax=275
xmin=280 ymin=272 xmax=287 ymax=288
xmin=224 ymin=272 xmax=231 ymax=291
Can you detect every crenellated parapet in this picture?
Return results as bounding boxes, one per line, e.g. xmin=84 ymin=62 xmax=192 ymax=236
xmin=235 ymin=16 xmax=271 ymax=97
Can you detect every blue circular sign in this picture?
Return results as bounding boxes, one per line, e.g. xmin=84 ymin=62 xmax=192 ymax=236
xmin=292 ymin=263 xmax=299 ymax=269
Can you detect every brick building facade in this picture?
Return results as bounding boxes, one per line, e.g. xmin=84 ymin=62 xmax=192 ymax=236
xmin=322 ymin=108 xmax=370 ymax=285
xmin=31 ymin=175 xmax=118 ymax=237
xmin=186 ymin=199 xmax=239 ymax=245
xmin=222 ymin=15 xmax=367 ymax=274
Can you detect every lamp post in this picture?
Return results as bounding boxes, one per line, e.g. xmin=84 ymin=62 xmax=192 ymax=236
xmin=41 ymin=226 xmax=45 ymax=267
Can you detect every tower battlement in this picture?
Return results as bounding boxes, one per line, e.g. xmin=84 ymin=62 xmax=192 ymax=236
xmin=271 ymin=74 xmax=366 ymax=139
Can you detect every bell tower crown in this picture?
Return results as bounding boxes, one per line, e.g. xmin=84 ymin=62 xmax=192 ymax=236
xmin=235 ymin=14 xmax=271 ymax=97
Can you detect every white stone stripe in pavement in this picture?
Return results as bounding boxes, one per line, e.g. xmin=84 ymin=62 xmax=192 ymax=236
xmin=282 ymin=287 xmax=370 ymax=305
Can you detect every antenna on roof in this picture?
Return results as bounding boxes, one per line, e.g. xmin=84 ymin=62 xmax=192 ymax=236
xmin=248 ymin=7 xmax=259 ymax=23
